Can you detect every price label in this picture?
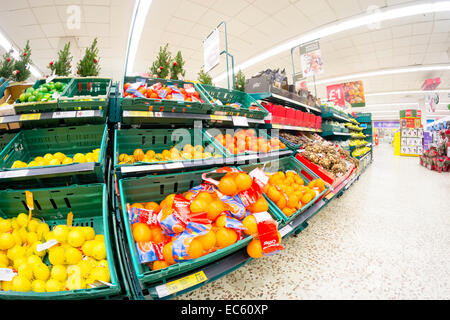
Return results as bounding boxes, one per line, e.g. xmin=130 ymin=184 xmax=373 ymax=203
xmin=210 ymin=115 xmax=226 ymax=121
xmin=36 ymin=239 xmax=58 ymax=252
xmin=155 ymin=271 xmax=207 ymax=298
xmin=279 ymin=224 xmax=293 ymax=237
xmin=164 ymin=162 xmax=184 ymax=169
xmin=76 ymin=110 xmax=95 ymax=118
xmin=232 ymin=116 xmax=248 ymax=127
xmin=20 ymin=113 xmax=41 ymax=121
xmin=127 ymin=111 xmax=152 ymax=118
xmin=53 ymin=111 xmax=76 ymax=119
xmin=46 ymin=75 xmax=56 ymax=83
xmin=153 ymin=112 xmax=163 ymax=117
xmin=325 ymin=192 xmax=335 ymax=200
xmin=249 ymin=168 xmax=269 ymax=185
xmin=0 ymin=268 xmax=17 ymax=281
xmin=0 ymin=117 xmax=4 ymax=123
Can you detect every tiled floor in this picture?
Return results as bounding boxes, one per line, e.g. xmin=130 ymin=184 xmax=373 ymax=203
xmin=176 ymin=144 xmax=450 ymax=300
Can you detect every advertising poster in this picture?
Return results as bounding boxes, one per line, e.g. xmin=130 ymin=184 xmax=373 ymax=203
xmin=203 ymin=28 xmax=220 ymax=73
xmin=327 ymin=80 xmax=365 ymax=108
xmin=299 ymin=40 xmax=324 ymax=78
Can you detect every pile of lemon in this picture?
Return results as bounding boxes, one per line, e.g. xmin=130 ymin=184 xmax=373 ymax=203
xmin=11 ymin=148 xmax=101 ymax=169
xmin=0 ymin=213 xmax=110 ymax=293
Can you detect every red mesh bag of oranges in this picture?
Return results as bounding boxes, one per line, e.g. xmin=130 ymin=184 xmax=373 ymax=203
xmin=126 ymin=167 xmax=284 ymax=271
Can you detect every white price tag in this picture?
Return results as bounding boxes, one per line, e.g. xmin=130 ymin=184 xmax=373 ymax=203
xmin=155 ymin=284 xmax=170 ymax=298
xmin=46 ymin=75 xmax=56 ymax=83
xmin=36 ymin=239 xmax=58 ymax=252
xmin=232 ymin=116 xmax=248 ymax=127
xmin=0 ymin=268 xmax=17 ymax=281
xmin=76 ymin=110 xmax=95 ymax=117
xmin=164 ymin=162 xmax=184 ymax=169
xmin=249 ymin=168 xmax=269 ymax=185
xmin=154 ymin=112 xmax=163 ymax=117
xmin=279 ymin=224 xmax=293 ymax=237
xmin=53 ymin=111 xmax=76 ymax=119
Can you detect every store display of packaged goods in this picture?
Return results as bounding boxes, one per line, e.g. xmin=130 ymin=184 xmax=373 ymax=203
xmin=262 ymin=102 xmax=321 ymax=129
xmin=419 ymin=129 xmax=450 ymax=172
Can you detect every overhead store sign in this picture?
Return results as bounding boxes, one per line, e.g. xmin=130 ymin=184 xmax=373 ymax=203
xmin=203 ymin=28 xmax=220 ymax=73
xmin=299 ymin=40 xmax=324 ymax=78
xmin=327 ymin=81 xmax=366 ymax=108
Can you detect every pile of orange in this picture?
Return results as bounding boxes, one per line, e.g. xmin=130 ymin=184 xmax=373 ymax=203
xmin=264 ymin=171 xmax=326 ymax=217
xmin=118 ymin=144 xmax=221 ymax=165
xmin=128 ymin=171 xmax=279 ymax=271
xmin=213 ymin=129 xmax=286 ymax=155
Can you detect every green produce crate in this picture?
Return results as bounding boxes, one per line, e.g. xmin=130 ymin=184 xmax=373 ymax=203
xmin=114 ymin=128 xmax=225 ymax=168
xmin=199 ymin=84 xmax=268 ymax=119
xmin=121 ymin=77 xmax=212 ymax=114
xmin=0 ymin=132 xmax=17 ymax=153
xmin=277 ymin=136 xmax=301 ymax=151
xmin=0 ymin=183 xmax=121 ymax=300
xmin=58 ymin=77 xmax=111 ymax=111
xmin=0 ymin=124 xmax=107 ymax=189
xmin=14 ymin=77 xmax=73 ymax=114
xmin=118 ymin=168 xmax=282 ymax=287
xmin=238 ymin=156 xmax=329 ymax=224
xmin=355 ymin=113 xmax=372 ymax=123
xmin=204 ymin=128 xmax=288 ymax=158
xmin=321 ymin=123 xmax=341 ymax=132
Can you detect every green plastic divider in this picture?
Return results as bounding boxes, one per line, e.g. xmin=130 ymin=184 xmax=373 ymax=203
xmin=0 ymin=132 xmax=17 ymax=153
xmin=58 ymin=77 xmax=111 ymax=112
xmin=113 ymin=128 xmax=225 ymax=168
xmin=118 ymin=167 xmax=282 ymax=288
xmin=198 ymin=84 xmax=268 ymax=119
xmin=0 ymin=183 xmax=121 ymax=300
xmin=0 ymin=124 xmax=107 ymax=189
xmin=13 ymin=77 xmax=73 ymax=114
xmin=121 ymin=77 xmax=213 ymax=114
xmin=238 ymin=156 xmax=329 ymax=224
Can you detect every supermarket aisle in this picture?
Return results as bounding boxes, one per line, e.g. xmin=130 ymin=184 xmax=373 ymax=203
xmin=177 ymin=145 xmax=450 ymax=300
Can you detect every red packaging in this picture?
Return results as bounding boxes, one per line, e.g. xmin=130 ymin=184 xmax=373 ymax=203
xmin=296 ymin=110 xmax=304 ymax=127
xmin=286 ymin=108 xmax=296 ymax=126
xmin=127 ymin=205 xmax=160 ymax=227
xmin=253 ymin=211 xmax=283 ymax=256
xmin=237 ymin=168 xmax=269 ymax=207
xmin=315 ymin=116 xmax=322 ymax=129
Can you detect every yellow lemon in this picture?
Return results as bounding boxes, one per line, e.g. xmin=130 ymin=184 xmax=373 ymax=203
xmin=53 ymin=152 xmax=66 ymax=162
xmin=51 ymin=265 xmax=67 ymax=282
xmin=92 ymin=241 xmax=106 ymax=261
xmin=48 ymin=246 xmax=65 ymax=265
xmin=65 ymin=247 xmax=82 ymax=265
xmin=82 ymin=227 xmax=95 ymax=241
xmin=7 ymin=245 xmax=26 ymax=261
xmin=0 ymin=252 xmax=8 ymax=266
xmin=33 ymin=263 xmax=50 ymax=281
xmin=0 ymin=219 xmax=12 ymax=232
xmin=67 ymin=228 xmax=86 ymax=248
xmin=26 ymin=232 xmax=38 ymax=245
xmin=53 ymin=225 xmax=69 ymax=243
xmin=77 ymin=260 xmax=93 ymax=279
xmin=31 ymin=241 xmax=46 ymax=258
xmin=81 ymin=240 xmax=95 ymax=257
xmin=12 ymin=275 xmax=32 ymax=292
xmin=94 ymin=234 xmax=104 ymax=243
xmin=62 ymin=157 xmax=73 ymax=165
xmin=13 ymin=256 xmax=27 ymax=269
xmin=11 ymin=161 xmax=27 ymax=169
xmin=43 ymin=153 xmax=54 ymax=162
xmin=45 ymin=279 xmax=62 ymax=292
xmin=2 ymin=280 xmax=13 ymax=291
xmin=27 ymin=220 xmax=39 ymax=233
xmin=97 ymin=259 xmax=108 ymax=269
xmin=18 ymin=263 xmax=34 ymax=280
xmin=31 ymin=279 xmax=46 ymax=292
xmin=90 ymin=267 xmax=110 ymax=283
xmin=11 ymin=229 xmax=22 ymax=246
xmin=0 ymin=233 xmax=15 ymax=250
xmin=44 ymin=231 xmax=56 ymax=242
xmin=34 ymin=156 xmax=45 ymax=163
xmin=27 ymin=254 xmax=42 ymax=265
xmin=16 ymin=213 xmax=28 ymax=227
xmin=73 ymin=153 xmax=86 ymax=163
xmin=36 ymin=223 xmax=50 ymax=240
xmin=49 ymin=158 xmax=61 ymax=166
xmin=28 ymin=161 xmax=39 ymax=167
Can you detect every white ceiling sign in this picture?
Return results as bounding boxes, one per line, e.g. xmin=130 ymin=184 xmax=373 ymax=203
xmin=203 ymin=28 xmax=220 ymax=73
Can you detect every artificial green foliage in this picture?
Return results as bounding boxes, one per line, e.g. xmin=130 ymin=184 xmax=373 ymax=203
xmin=150 ymin=44 xmax=171 ymax=79
xmin=12 ymin=41 xmax=32 ymax=82
xmin=49 ymin=42 xmax=73 ymax=76
xmin=170 ymin=50 xmax=185 ymax=80
xmin=0 ymin=51 xmax=15 ymax=79
xmin=235 ymin=70 xmax=245 ymax=92
xmin=197 ymin=67 xmax=212 ymax=85
xmin=77 ymin=38 xmax=100 ymax=77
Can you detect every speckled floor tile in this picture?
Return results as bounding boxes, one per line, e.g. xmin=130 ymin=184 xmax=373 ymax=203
xmin=175 ymin=145 xmax=450 ymax=300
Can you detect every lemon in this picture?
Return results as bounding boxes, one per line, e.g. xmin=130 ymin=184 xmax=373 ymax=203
xmin=92 ymin=241 xmax=106 ymax=261
xmin=0 ymin=252 xmax=8 ymax=265
xmin=0 ymin=233 xmax=15 ymax=250
xmin=73 ymin=153 xmax=86 ymax=163
xmin=85 ymin=257 xmax=98 ymax=269
xmin=94 ymin=234 xmax=104 ymax=243
xmin=18 ymin=227 xmax=28 ymax=243
xmin=34 ymin=156 xmax=45 ymax=163
xmin=26 ymin=232 xmax=38 ymax=245
xmin=10 ymin=218 xmax=18 ymax=230
xmin=65 ymin=247 xmax=82 ymax=265
xmin=44 ymin=231 xmax=56 ymax=242
xmin=16 ymin=213 xmax=28 ymax=227
xmin=36 ymin=223 xmax=50 ymax=240
xmin=67 ymin=228 xmax=85 ymax=248
xmin=53 ymin=225 xmax=69 ymax=243
xmin=31 ymin=279 xmax=46 ymax=292
xmin=45 ymin=279 xmax=62 ymax=292
xmin=90 ymin=267 xmax=110 ymax=283
xmin=31 ymin=241 xmax=46 ymax=258
xmin=43 ymin=153 xmax=54 ymax=162
xmin=77 ymin=260 xmax=93 ymax=278
xmin=82 ymin=227 xmax=95 ymax=241
xmin=85 ymin=152 xmax=95 ymax=163
xmin=37 ymin=160 xmax=47 ymax=166
xmin=33 ymin=263 xmax=50 ymax=281
xmin=13 ymin=256 xmax=27 ymax=269
xmin=27 ymin=161 xmax=39 ymax=167
xmin=27 ymin=255 xmax=42 ymax=265
xmin=49 ymin=158 xmax=61 ymax=166
xmin=12 ymin=275 xmax=31 ymax=292
xmin=48 ymin=246 xmax=65 ymax=265
xmin=53 ymin=152 xmax=66 ymax=162
xmin=18 ymin=263 xmax=34 ymax=280
xmin=62 ymin=157 xmax=73 ymax=165
xmin=97 ymin=259 xmax=108 ymax=269
xmin=2 ymin=280 xmax=13 ymax=291
xmin=11 ymin=229 xmax=22 ymax=246
xmin=0 ymin=219 xmax=12 ymax=233
xmin=51 ymin=265 xmax=67 ymax=282
xmin=27 ymin=220 xmax=39 ymax=233
xmin=7 ymin=245 xmax=26 ymax=261
xmin=93 ymin=148 xmax=100 ymax=155
xmin=11 ymin=161 xmax=27 ymax=169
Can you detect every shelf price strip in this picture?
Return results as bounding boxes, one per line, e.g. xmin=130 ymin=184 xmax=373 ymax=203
xmin=155 ymin=271 xmax=208 ymax=298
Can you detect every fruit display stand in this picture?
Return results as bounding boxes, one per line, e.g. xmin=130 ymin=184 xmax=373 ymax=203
xmin=116 ymin=167 xmax=283 ymax=296
xmin=353 ymin=113 xmax=373 ymax=164
xmin=113 ymin=127 xmax=227 ymax=178
xmin=0 ymin=183 xmax=121 ymax=300
xmin=58 ymin=77 xmax=111 ymax=112
xmin=0 ymin=124 xmax=108 ymax=189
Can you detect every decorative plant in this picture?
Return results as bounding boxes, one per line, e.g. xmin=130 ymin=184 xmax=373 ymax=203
xmin=76 ymin=38 xmax=100 ymax=77
xmin=235 ymin=70 xmax=245 ymax=92
xmin=49 ymin=42 xmax=73 ymax=76
xmin=12 ymin=41 xmax=32 ymax=82
xmin=197 ymin=67 xmax=213 ymax=85
xmin=0 ymin=50 xmax=15 ymax=79
xmin=170 ymin=50 xmax=185 ymax=80
xmin=150 ymin=44 xmax=171 ymax=79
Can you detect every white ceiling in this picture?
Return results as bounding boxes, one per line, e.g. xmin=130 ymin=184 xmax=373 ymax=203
xmin=0 ymin=0 xmax=449 ymax=120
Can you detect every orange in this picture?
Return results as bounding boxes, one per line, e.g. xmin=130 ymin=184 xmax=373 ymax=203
xmin=152 ymin=260 xmax=169 ymax=271
xmin=267 ymin=186 xmax=281 ymax=202
xmin=218 ymin=177 xmax=237 ymax=196
xmin=235 ymin=173 xmax=253 ymax=192
xmin=163 ymin=242 xmax=175 ymax=265
xmin=242 ymin=215 xmax=257 ymax=236
xmin=132 ymin=223 xmax=152 ymax=242
xmin=215 ymin=215 xmax=227 ymax=228
xmin=133 ymin=149 xmax=145 ymax=162
xmin=301 ymin=193 xmax=313 ymax=205
xmin=131 ymin=203 xmax=144 ymax=209
xmin=276 ymin=195 xmax=287 ymax=210
xmin=246 ymin=238 xmax=263 ymax=258
xmin=295 ymin=176 xmax=304 ymax=185
xmin=207 ymin=200 xmax=225 ymax=221
xmin=315 ymin=179 xmax=325 ymax=191
xmin=187 ymin=239 xmax=203 ymax=259
xmin=195 ymin=192 xmax=213 ymax=203
xmin=184 ymin=192 xmax=195 ymax=201
xmin=144 ymin=202 xmax=160 ymax=212
xmin=190 ymin=198 xmax=207 ymax=214
xmin=248 ymin=196 xmax=269 ymax=213
xmin=183 ymin=144 xmax=194 ymax=154
xmin=308 ymin=180 xmax=316 ymax=188
xmin=282 ymin=207 xmax=294 ymax=217
xmin=197 ymin=231 xmax=216 ymax=251
xmin=215 ymin=228 xmax=238 ymax=249
xmin=151 ymin=227 xmax=166 ymax=243
xmin=119 ymin=154 xmax=127 ymax=162
xmin=287 ymin=195 xmax=300 ymax=209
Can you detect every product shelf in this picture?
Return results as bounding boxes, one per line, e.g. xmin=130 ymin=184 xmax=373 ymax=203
xmin=248 ymin=92 xmax=321 ymax=113
xmin=321 ymin=111 xmax=351 ymax=123
xmin=320 ymin=131 xmax=351 ymax=138
xmin=270 ymin=123 xmax=321 ymax=132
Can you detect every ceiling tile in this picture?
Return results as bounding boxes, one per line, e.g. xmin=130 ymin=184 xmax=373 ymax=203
xmin=164 ymin=17 xmax=195 ymax=36
xmin=412 ymin=21 xmax=434 ymax=36
xmin=391 ymin=24 xmax=412 ymax=38
xmin=83 ymin=5 xmax=110 ymax=24
xmin=0 ymin=0 xmax=29 ymax=11
xmin=213 ymin=0 xmax=250 ymax=18
xmin=235 ymin=4 xmax=268 ymax=27
xmin=41 ymin=23 xmax=67 ymax=38
xmin=32 ymin=6 xmax=61 ymax=24
xmin=433 ymin=20 xmax=450 ymax=33
xmin=0 ymin=9 xmax=38 ymax=26
xmin=253 ymin=0 xmax=290 ymax=15
xmin=173 ymin=0 xmax=209 ymax=22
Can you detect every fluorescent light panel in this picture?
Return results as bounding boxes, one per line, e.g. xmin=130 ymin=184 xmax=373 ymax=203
xmin=125 ymin=0 xmax=152 ymax=76
xmin=213 ymin=1 xmax=450 ymax=84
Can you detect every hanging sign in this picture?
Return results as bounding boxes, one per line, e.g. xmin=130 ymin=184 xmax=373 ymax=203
xmin=327 ymin=81 xmax=366 ymax=108
xmin=326 ymin=84 xmax=345 ymax=107
xmin=299 ymin=40 xmax=324 ymax=78
xmin=203 ymin=28 xmax=220 ymax=73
